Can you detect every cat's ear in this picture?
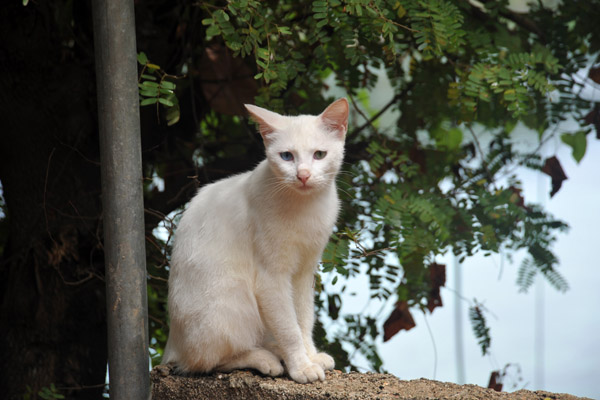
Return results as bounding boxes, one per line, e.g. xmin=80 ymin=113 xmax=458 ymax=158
xmin=320 ymin=98 xmax=349 ymax=139
xmin=245 ymin=104 xmax=283 ymax=141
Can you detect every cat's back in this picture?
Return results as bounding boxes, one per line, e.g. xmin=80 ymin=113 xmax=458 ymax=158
xmin=173 ymin=170 xmax=253 ymax=260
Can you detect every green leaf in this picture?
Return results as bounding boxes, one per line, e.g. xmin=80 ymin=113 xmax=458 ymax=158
xmin=214 ymin=10 xmax=230 ymax=22
xmin=140 ymin=98 xmax=158 ymax=106
xmin=227 ymin=41 xmax=242 ymax=51
xmin=139 ymin=89 xmax=159 ymax=97
xmin=160 ymin=80 xmax=176 ymax=90
xmin=277 ymin=26 xmax=292 ymax=35
xmin=158 ymin=97 xmax=175 ymax=107
xmin=504 ymin=120 xmax=517 ymax=134
xmin=503 ymin=89 xmax=516 ymax=101
xmin=140 ymin=81 xmax=160 ymax=88
xmin=257 ymin=48 xmax=270 ymax=60
xmin=166 ymin=105 xmax=180 ymax=126
xmin=206 ymin=24 xmax=220 ymax=38
xmin=38 ymin=389 xmax=51 ymax=400
xmin=137 ymin=52 xmax=148 ymax=65
xmin=158 ymin=88 xmax=175 ymax=95
xmin=316 ymin=19 xmax=328 ymax=28
xmin=446 ymin=128 xmax=463 ymax=149
xmin=256 ymin=59 xmax=267 ymax=69
xmin=560 ymin=131 xmax=587 ymax=163
xmin=432 ymin=125 xmax=463 ymax=150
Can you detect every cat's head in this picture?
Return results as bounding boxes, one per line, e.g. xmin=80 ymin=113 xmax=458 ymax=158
xmin=245 ymin=99 xmax=348 ymax=195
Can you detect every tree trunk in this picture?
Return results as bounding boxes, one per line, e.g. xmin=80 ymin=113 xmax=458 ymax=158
xmin=0 ymin=2 xmax=108 ymax=399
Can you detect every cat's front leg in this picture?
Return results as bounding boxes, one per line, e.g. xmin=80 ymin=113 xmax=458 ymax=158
xmin=293 ymin=266 xmax=335 ymax=372
xmin=256 ymin=270 xmax=325 ymax=383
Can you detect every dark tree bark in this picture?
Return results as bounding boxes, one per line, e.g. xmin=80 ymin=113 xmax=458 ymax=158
xmin=0 ymin=3 xmax=107 ymax=399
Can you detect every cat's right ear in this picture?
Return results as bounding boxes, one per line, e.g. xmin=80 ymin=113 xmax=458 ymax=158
xmin=245 ymin=104 xmax=282 ymax=141
xmin=320 ymin=98 xmax=349 ymax=139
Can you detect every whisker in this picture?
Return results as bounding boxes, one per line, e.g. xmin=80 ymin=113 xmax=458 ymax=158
xmin=265 ymin=181 xmax=292 ymax=198
xmin=337 ymin=187 xmax=355 ymax=200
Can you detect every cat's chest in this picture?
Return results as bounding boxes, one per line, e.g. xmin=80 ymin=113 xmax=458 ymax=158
xmin=255 ymin=193 xmax=338 ymax=248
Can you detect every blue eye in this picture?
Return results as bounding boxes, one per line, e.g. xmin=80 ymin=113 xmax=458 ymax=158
xmin=280 ymin=151 xmax=294 ymax=161
xmin=313 ymin=150 xmax=327 ymax=160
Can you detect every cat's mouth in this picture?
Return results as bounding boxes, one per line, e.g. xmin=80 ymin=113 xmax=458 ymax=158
xmin=294 ymin=182 xmax=315 ymax=193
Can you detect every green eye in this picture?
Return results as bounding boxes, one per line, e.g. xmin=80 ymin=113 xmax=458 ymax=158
xmin=313 ymin=150 xmax=327 ymax=160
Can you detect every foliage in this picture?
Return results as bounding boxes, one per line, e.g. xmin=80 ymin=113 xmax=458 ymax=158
xmin=137 ymin=52 xmax=181 ymax=126
xmin=469 ymin=302 xmax=491 ymax=356
xmin=24 ymin=384 xmax=65 ymax=400
xmin=136 ymin=0 xmax=600 ymax=372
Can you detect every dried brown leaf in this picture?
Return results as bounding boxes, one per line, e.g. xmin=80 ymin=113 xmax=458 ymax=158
xmin=426 ymin=263 xmax=446 ymax=313
xmin=487 ymin=370 xmax=503 ymax=392
xmin=383 ymin=301 xmax=416 ymax=342
xmin=583 ymin=104 xmax=600 ymax=139
xmin=541 ymin=156 xmax=568 ymax=198
xmin=589 ymin=66 xmax=600 ymax=85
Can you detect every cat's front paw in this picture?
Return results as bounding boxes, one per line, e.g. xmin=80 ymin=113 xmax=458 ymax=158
xmin=288 ymin=362 xmax=325 ymax=383
xmin=310 ymin=352 xmax=335 ymax=371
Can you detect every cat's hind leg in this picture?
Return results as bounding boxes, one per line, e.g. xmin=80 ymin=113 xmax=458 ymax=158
xmin=166 ymin=275 xmax=267 ymax=375
xmin=218 ymin=348 xmax=284 ymax=376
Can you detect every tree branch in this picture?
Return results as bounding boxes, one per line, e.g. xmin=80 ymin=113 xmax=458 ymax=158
xmin=349 ymin=93 xmax=401 ymax=137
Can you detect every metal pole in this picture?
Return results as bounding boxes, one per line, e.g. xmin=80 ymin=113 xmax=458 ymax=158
xmin=453 ymin=254 xmax=465 ymax=384
xmin=92 ymin=0 xmax=149 ymax=399
xmin=534 ymin=166 xmax=546 ymax=390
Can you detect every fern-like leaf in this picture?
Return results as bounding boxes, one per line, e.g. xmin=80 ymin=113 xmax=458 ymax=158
xmin=517 ymin=258 xmax=537 ymax=293
xmin=469 ymin=303 xmax=491 ymax=355
xmin=540 ymin=265 xmax=569 ymax=293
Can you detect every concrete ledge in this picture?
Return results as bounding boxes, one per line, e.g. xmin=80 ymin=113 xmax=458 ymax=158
xmin=150 ymin=365 xmax=590 ymax=400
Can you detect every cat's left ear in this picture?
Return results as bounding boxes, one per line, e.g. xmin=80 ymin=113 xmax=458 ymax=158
xmin=320 ymin=98 xmax=349 ymax=139
xmin=244 ymin=104 xmax=283 ymax=142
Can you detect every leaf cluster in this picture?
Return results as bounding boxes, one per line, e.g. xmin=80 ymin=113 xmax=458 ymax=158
xmin=137 ymin=52 xmax=181 ymax=126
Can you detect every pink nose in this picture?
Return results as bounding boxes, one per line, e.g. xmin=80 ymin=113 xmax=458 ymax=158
xmin=297 ymin=171 xmax=311 ymax=185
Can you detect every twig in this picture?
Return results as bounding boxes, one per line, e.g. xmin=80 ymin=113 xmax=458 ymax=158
xmin=352 ymin=246 xmax=397 ymax=259
xmin=149 ymin=313 xmax=167 ymax=327
xmin=422 ymin=312 xmax=438 ymax=380
xmin=54 ymin=268 xmax=97 ymax=286
xmin=346 ymin=90 xmax=373 ymax=128
xmin=56 ymin=383 xmax=108 ymax=391
xmin=349 ymin=93 xmax=401 ymax=137
xmin=148 ymin=273 xmax=169 ymax=283
xmin=466 ymin=124 xmax=496 ymax=187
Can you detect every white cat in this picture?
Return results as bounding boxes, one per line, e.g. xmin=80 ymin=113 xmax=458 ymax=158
xmin=163 ymin=98 xmax=349 ymax=383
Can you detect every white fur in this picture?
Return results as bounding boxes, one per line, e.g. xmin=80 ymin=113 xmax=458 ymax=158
xmin=163 ymin=99 xmax=349 ymax=383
